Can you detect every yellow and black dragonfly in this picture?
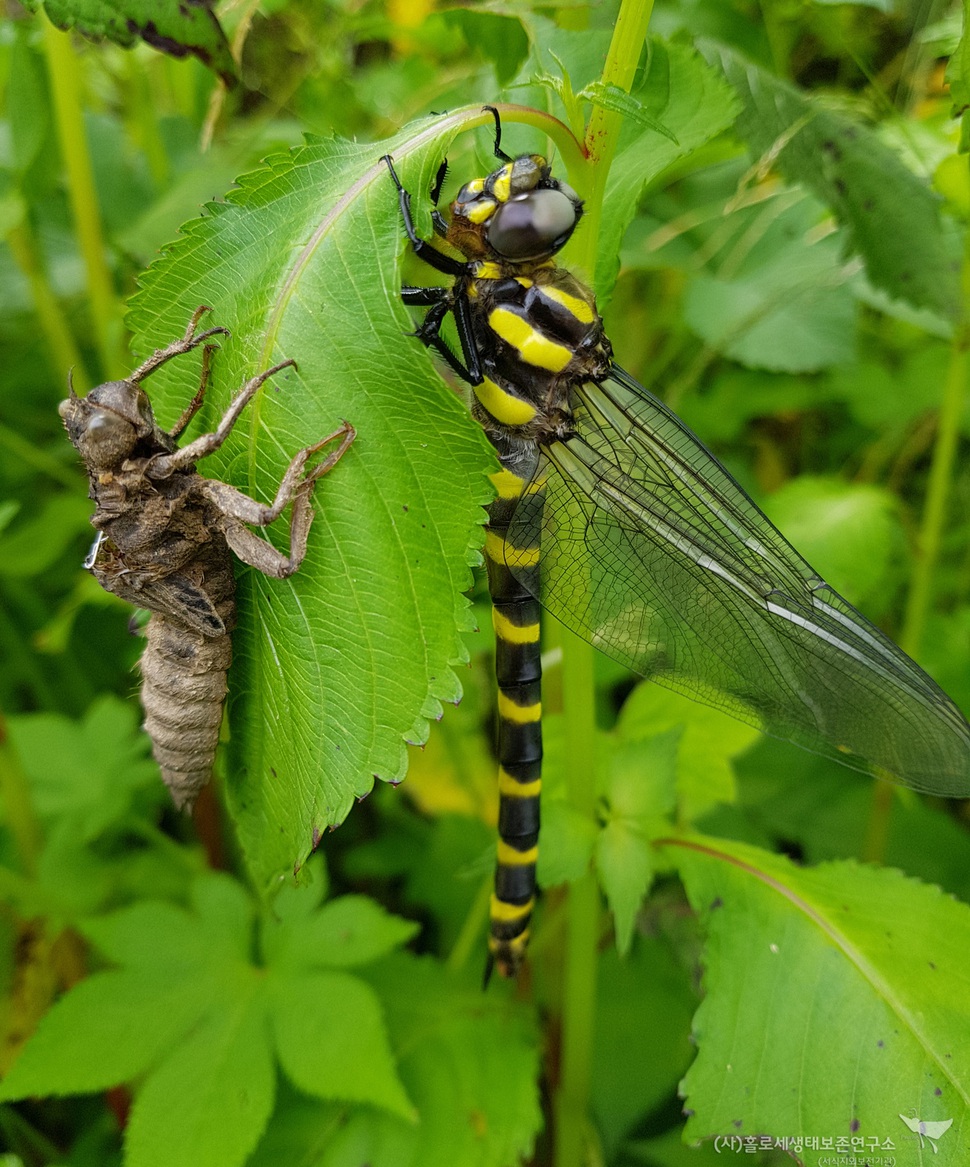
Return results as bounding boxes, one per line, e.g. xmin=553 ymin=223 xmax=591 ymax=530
xmin=383 ymin=109 xmax=970 ymax=977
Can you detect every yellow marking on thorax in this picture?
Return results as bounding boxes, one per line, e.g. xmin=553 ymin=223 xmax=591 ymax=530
xmin=465 ymin=178 xmax=485 ymax=195
xmin=476 ymin=261 xmax=503 ymax=280
xmin=497 ymin=840 xmax=538 ymax=865
xmin=467 ymin=197 xmax=497 ymax=224
xmin=489 ymin=307 xmax=572 ymax=373
xmin=484 ymin=530 xmax=540 ymax=567
xmin=492 ymin=165 xmax=513 ymax=203
xmin=492 ymin=608 xmax=540 ymax=644
xmin=497 ymin=692 xmax=542 ymax=724
xmin=516 ymin=277 xmax=533 ymax=289
xmin=490 ymin=896 xmax=533 ymax=922
xmin=541 ymin=284 xmax=596 ymax=324
xmin=474 ymin=377 xmax=538 ymax=426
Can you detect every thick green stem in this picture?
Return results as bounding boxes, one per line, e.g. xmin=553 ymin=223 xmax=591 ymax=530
xmin=41 ymin=18 xmax=124 ymax=378
xmin=553 ymin=4 xmax=655 ymax=1160
xmin=864 ymin=160 xmax=970 ymax=864
xmin=900 ymin=322 xmax=969 ymax=659
xmin=580 ymin=0 xmax=655 ymax=269
xmin=554 ymin=630 xmax=599 ymax=1167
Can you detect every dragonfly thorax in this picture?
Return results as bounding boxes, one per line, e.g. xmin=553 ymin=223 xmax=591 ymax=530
xmin=465 ymin=264 xmax=612 ymax=446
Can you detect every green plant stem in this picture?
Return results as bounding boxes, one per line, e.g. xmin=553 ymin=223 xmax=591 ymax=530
xmin=581 ymin=0 xmax=655 ymax=256
xmin=864 ymin=159 xmax=970 ymax=863
xmin=554 ymin=629 xmax=599 ymax=1167
xmin=900 ymin=312 xmax=970 ymax=660
xmin=446 ymin=872 xmax=492 ymax=974
xmin=553 ymin=7 xmax=655 ymax=1159
xmin=41 ymin=17 xmax=124 ymax=379
xmin=6 ymin=221 xmax=91 ymax=393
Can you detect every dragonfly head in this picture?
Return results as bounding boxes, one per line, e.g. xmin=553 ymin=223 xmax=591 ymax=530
xmin=449 ymin=153 xmax=583 ymax=263
xmin=59 ymin=376 xmax=157 ymax=470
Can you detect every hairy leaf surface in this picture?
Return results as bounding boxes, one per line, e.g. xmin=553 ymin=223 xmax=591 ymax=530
xmin=674 ymin=837 xmax=970 ymax=1158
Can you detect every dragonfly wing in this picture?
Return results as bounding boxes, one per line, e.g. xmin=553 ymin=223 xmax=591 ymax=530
xmin=506 ymin=366 xmax=970 ymax=796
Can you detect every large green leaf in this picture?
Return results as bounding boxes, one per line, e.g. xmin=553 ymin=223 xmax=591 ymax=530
xmin=672 ymin=836 xmax=970 ymax=1160
xmin=0 ymin=874 xmax=425 ymax=1167
xmin=713 ymin=47 xmax=962 ymax=320
xmin=128 ymin=116 xmax=496 ymax=890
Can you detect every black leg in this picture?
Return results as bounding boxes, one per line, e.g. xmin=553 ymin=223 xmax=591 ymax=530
xmin=483 ymin=105 xmax=512 ymax=164
xmin=384 ymin=153 xmax=483 ymax=386
xmin=402 ymin=285 xmax=451 ymax=307
xmin=382 ymin=155 xmax=468 ymax=279
xmin=430 ymin=159 xmax=448 ymax=206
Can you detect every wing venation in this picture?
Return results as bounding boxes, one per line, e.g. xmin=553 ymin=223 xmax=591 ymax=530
xmin=505 ymin=366 xmax=970 ymax=796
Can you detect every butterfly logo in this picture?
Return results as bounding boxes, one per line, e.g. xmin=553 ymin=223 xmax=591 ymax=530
xmin=899 ymin=1112 xmax=953 ymax=1154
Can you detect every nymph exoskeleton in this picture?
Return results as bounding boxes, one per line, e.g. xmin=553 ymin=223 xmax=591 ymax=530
xmin=60 ymin=307 xmax=355 ymax=810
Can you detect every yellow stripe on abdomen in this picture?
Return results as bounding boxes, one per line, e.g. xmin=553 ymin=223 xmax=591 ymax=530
xmin=489 ymin=895 xmax=534 ymax=923
xmin=492 ymin=608 xmax=540 ymax=644
xmin=473 ymin=377 xmax=538 ymax=426
xmin=497 ymin=692 xmax=541 ymax=723
xmin=497 ymin=840 xmax=538 ymax=865
xmin=484 ymin=530 xmax=540 ymax=568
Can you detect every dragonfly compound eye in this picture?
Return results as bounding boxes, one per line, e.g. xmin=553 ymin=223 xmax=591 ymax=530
xmin=487 ymin=188 xmax=580 ymax=260
xmin=59 ymin=380 xmax=153 ymax=468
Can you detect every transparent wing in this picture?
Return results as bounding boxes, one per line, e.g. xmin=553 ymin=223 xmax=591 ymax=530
xmin=507 ymin=365 xmax=970 ymax=796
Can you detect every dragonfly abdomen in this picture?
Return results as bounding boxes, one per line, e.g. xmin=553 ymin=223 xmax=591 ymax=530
xmin=141 ymin=611 xmax=234 ymax=811
xmin=485 ymin=464 xmax=544 ymax=978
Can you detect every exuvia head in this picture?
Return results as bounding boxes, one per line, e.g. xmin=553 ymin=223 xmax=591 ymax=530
xmin=451 ymin=151 xmax=583 ymax=262
xmin=59 ymin=375 xmax=158 ymax=470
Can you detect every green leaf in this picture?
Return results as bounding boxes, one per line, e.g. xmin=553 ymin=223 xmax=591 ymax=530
xmin=251 ymin=956 xmax=541 ymax=1166
xmin=0 ymin=968 xmax=209 ymax=1100
xmin=0 ymin=493 xmax=94 ymax=578
xmin=0 ymin=873 xmax=430 ymax=1164
xmin=618 ymin=685 xmax=760 ymax=820
xmin=536 ymin=714 xmax=599 ymax=886
xmin=21 ymin=0 xmax=237 ymax=87
xmin=596 ymin=731 xmax=679 ymax=954
xmin=264 ymin=890 xmax=419 ymax=971
xmin=8 ymin=29 xmax=51 ymax=177
xmin=596 ymin=40 xmax=741 ymax=298
xmin=6 ymin=697 xmax=158 ymax=839
xmin=267 ymin=969 xmax=415 ymax=1121
xmin=370 ymin=955 xmax=541 ymax=1166
xmin=714 ymin=47 xmax=962 ymax=319
xmin=682 ymin=241 xmax=855 ymax=372
xmin=124 ymin=986 xmax=275 ymax=1167
xmin=127 ymin=120 xmax=495 ymax=890
xmin=579 ymin=81 xmax=679 ymax=143
xmin=826 ymin=346 xmax=952 ymax=430
xmin=673 ymin=836 xmax=970 ymax=1156
xmin=439 ymin=11 xmax=529 ymax=86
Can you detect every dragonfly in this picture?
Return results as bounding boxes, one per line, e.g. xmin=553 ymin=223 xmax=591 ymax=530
xmin=382 ymin=108 xmax=970 ymax=977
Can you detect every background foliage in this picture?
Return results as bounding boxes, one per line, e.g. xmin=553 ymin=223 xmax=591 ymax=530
xmin=1 ymin=0 xmax=970 ymax=1165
